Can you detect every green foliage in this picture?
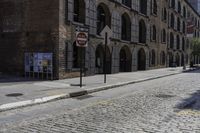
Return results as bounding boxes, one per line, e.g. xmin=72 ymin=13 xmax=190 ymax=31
xmin=191 ymin=38 xmax=200 ymax=56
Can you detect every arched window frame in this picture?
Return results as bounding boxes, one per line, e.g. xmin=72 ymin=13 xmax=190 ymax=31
xmin=121 ymin=13 xmax=131 ymax=41
xmin=140 ymin=0 xmax=147 ymax=15
xmin=162 ymin=29 xmax=166 ymax=43
xmin=73 ymin=0 xmax=86 ymax=23
xmin=151 ymin=25 xmax=156 ymax=41
xmin=139 ymin=19 xmax=146 ymax=43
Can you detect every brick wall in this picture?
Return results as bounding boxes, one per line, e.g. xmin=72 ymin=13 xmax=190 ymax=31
xmin=0 ymin=0 xmax=60 ymax=78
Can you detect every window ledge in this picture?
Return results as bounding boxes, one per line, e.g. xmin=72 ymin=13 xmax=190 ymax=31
xmin=138 ymin=42 xmax=147 ymax=46
xmin=138 ymin=13 xmax=149 ymax=18
xmin=72 ymin=21 xmax=85 ymax=26
xmin=121 ymin=40 xmax=131 ymax=43
xmin=121 ymin=4 xmax=132 ymax=10
xmin=151 ymin=13 xmax=158 ymax=17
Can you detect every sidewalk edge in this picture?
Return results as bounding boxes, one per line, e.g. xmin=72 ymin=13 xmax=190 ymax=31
xmin=0 ymin=68 xmax=195 ymax=112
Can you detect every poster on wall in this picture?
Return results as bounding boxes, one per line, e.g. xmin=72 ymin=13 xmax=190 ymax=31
xmin=25 ymin=53 xmax=30 ymax=72
xmin=33 ymin=53 xmax=39 ymax=72
xmin=24 ymin=52 xmax=53 ymax=76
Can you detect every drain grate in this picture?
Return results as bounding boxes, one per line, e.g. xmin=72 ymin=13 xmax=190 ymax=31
xmin=70 ymin=84 xmax=86 ymax=87
xmin=75 ymin=95 xmax=94 ymax=100
xmin=155 ymin=94 xmax=175 ymax=99
xmin=6 ymin=93 xmax=23 ymax=97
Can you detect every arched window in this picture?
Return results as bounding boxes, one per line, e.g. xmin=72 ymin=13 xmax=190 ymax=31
xmin=73 ymin=0 xmax=85 ymax=23
xmin=176 ymin=35 xmax=180 ymax=50
xmin=178 ymin=1 xmax=181 ymax=13
xmin=122 ymin=0 xmax=131 ymax=8
xmin=152 ymin=25 xmax=156 ymax=41
xmin=171 ymin=0 xmax=175 ymax=9
xmin=163 ymin=8 xmax=167 ymax=21
xmin=121 ymin=13 xmax=131 ymax=41
xmin=152 ymin=0 xmax=157 ymax=15
xmin=162 ymin=29 xmax=166 ymax=43
xmin=139 ymin=19 xmax=146 ymax=43
xmin=177 ymin=17 xmax=180 ymax=31
xmin=170 ymin=13 xmax=175 ymax=28
xmin=97 ymin=4 xmax=111 ymax=35
xmin=170 ymin=32 xmax=174 ymax=49
xmin=140 ymin=0 xmax=147 ymax=15
xmin=183 ymin=7 xmax=186 ymax=18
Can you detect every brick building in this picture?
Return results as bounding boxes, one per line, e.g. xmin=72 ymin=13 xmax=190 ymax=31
xmin=0 ymin=0 xmax=199 ymax=79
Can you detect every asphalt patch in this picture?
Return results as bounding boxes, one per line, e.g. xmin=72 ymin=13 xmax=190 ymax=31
xmin=155 ymin=94 xmax=175 ymax=99
xmin=6 ymin=93 xmax=23 ymax=97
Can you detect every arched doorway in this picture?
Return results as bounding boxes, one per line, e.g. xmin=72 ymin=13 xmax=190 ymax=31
xmin=160 ymin=51 xmax=166 ymax=66
xmin=95 ymin=45 xmax=111 ymax=74
xmin=119 ymin=46 xmax=132 ymax=72
xmin=176 ymin=53 xmax=180 ymax=67
xmin=169 ymin=52 xmax=174 ymax=67
xmin=181 ymin=53 xmax=184 ymax=66
xmin=138 ymin=48 xmax=146 ymax=70
xmin=151 ymin=49 xmax=156 ymax=66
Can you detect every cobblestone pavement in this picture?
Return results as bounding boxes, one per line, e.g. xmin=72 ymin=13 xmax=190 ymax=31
xmin=2 ymin=70 xmax=200 ymax=133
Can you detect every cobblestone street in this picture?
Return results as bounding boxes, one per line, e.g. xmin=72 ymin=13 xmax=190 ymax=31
xmin=1 ymin=70 xmax=200 ymax=133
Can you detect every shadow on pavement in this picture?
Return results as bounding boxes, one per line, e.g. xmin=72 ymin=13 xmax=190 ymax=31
xmin=176 ymin=90 xmax=200 ymax=111
xmin=183 ymin=66 xmax=200 ymax=73
xmin=0 ymin=74 xmax=42 ymax=83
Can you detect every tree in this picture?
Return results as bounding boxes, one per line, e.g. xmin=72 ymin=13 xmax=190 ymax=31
xmin=190 ymin=38 xmax=200 ymax=66
xmin=191 ymin=38 xmax=200 ymax=56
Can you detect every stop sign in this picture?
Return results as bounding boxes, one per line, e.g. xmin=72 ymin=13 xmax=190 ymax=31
xmin=76 ymin=32 xmax=88 ymax=47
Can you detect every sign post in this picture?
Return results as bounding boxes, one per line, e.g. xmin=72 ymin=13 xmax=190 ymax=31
xmin=104 ymin=32 xmax=108 ymax=83
xmin=100 ymin=26 xmax=112 ymax=84
xmin=76 ymin=26 xmax=88 ymax=87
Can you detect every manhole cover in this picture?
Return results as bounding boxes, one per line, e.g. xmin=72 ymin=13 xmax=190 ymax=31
xmin=155 ymin=94 xmax=175 ymax=98
xmin=6 ymin=93 xmax=23 ymax=97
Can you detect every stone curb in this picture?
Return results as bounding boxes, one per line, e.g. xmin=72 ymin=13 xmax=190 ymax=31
xmin=0 ymin=68 xmax=196 ymax=112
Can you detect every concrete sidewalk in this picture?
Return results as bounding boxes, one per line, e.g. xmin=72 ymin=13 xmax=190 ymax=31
xmin=0 ymin=67 xmax=196 ymax=112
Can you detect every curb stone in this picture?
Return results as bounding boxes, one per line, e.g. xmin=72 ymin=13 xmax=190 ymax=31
xmin=0 ymin=68 xmax=196 ymax=112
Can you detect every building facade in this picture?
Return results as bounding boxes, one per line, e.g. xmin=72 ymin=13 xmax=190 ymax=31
xmin=0 ymin=0 xmax=199 ymax=79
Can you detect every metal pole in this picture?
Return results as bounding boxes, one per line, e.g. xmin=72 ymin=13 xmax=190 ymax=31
xmin=80 ymin=47 xmax=83 ymax=87
xmin=104 ymin=32 xmax=108 ymax=83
